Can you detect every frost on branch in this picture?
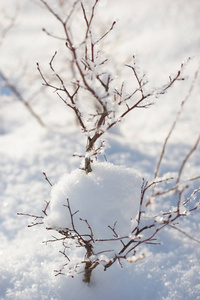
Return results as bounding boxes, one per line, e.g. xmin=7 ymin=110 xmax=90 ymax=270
xmin=37 ymin=0 xmax=186 ymax=174
xmin=45 ymin=162 xmax=142 ymax=281
xmin=19 ymin=162 xmax=200 ymax=283
xmin=18 ymin=0 xmax=200 ymax=284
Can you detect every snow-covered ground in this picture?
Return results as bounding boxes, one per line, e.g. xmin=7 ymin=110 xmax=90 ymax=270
xmin=0 ymin=0 xmax=200 ymax=299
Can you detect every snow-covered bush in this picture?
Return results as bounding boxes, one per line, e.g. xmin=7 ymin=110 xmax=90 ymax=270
xmin=19 ymin=0 xmax=200 ymax=284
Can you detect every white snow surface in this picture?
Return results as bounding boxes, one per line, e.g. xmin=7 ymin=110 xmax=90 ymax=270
xmin=0 ymin=0 xmax=200 ymax=299
xmin=45 ymin=161 xmax=142 ymax=238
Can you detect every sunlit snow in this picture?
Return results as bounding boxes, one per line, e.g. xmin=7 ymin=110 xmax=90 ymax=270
xmin=0 ymin=0 xmax=200 ymax=299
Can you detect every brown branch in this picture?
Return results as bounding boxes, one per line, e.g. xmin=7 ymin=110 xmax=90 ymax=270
xmin=39 ymin=0 xmax=63 ymax=23
xmin=65 ymin=0 xmax=80 ymax=24
xmin=108 ymin=222 xmax=125 ymax=247
xmin=154 ymin=64 xmax=200 ymax=181
xmin=84 ymin=0 xmax=99 ymax=40
xmin=81 ymin=2 xmax=89 ymax=27
xmin=17 ymin=212 xmax=44 ymax=227
xmin=80 ymin=218 xmax=94 ymax=242
xmin=43 ymin=236 xmax=66 ymax=244
xmin=176 ymin=132 xmax=200 ymax=184
xmin=17 ymin=212 xmax=44 ymax=219
xmin=125 ymin=56 xmax=145 ymax=97
xmin=0 ymin=69 xmax=46 ymax=127
xmin=183 ymin=187 xmax=200 ymax=206
xmin=43 ymin=172 xmax=52 ymax=186
xmin=42 ymin=200 xmax=50 ymax=216
xmin=42 ymin=28 xmax=66 ymax=40
xmin=37 ymin=57 xmax=87 ymax=132
xmin=169 ymin=225 xmax=200 ymax=244
xmin=94 ymin=21 xmax=116 ymax=45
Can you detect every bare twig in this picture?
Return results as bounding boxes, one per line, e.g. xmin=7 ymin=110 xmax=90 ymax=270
xmin=43 ymin=172 xmax=52 ymax=186
xmin=169 ymin=225 xmax=200 ymax=244
xmin=154 ymin=64 xmax=200 ymax=181
xmin=176 ymin=132 xmax=200 ymax=184
xmin=19 ymin=1 xmax=200 ymax=283
xmin=38 ymin=0 xmax=186 ymax=175
xmin=17 ymin=212 xmax=44 ymax=227
xmin=17 ymin=213 xmax=44 ymax=219
xmin=0 ymin=69 xmax=46 ymax=127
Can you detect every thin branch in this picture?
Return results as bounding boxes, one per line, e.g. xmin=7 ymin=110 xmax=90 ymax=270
xmin=65 ymin=0 xmax=80 ymax=24
xmin=17 ymin=213 xmax=44 ymax=219
xmin=42 ymin=28 xmax=66 ymax=40
xmin=43 ymin=172 xmax=52 ymax=186
xmin=176 ymin=132 xmax=200 ymax=184
xmin=183 ymin=187 xmax=200 ymax=206
xmin=125 ymin=56 xmax=145 ymax=97
xmin=94 ymin=21 xmax=116 ymax=45
xmin=169 ymin=225 xmax=200 ymax=243
xmin=80 ymin=218 xmax=94 ymax=242
xmin=42 ymin=200 xmax=50 ymax=216
xmin=0 ymin=69 xmax=46 ymax=127
xmin=84 ymin=0 xmax=99 ymax=40
xmin=154 ymin=64 xmax=200 ymax=180
xmin=39 ymin=0 xmax=63 ymax=23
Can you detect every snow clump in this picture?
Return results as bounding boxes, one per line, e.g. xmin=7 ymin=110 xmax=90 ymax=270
xmin=45 ymin=162 xmax=143 ymax=241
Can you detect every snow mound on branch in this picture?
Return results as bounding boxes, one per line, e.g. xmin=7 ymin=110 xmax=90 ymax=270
xmin=45 ymin=162 xmax=142 ymax=239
